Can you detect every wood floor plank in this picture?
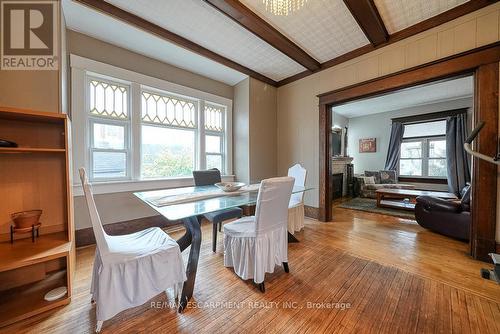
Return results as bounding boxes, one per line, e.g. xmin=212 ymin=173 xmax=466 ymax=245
xmin=2 ymin=207 xmax=500 ymax=333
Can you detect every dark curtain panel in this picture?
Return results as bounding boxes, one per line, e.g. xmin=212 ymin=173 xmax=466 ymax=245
xmin=384 ymin=122 xmax=404 ymax=171
xmin=446 ymin=114 xmax=470 ymax=195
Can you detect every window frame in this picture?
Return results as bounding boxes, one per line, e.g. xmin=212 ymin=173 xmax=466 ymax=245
xmin=139 ymin=87 xmax=201 ymax=179
xmin=399 ymin=135 xmax=447 ymax=179
xmin=204 ymin=101 xmax=227 ymax=172
xmin=86 ymin=75 xmax=132 ymax=182
xmin=71 ymin=54 xmax=233 ymax=194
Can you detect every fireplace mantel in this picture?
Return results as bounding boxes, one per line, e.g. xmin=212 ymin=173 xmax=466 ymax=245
xmin=332 ymin=156 xmax=353 ymax=165
xmin=332 ymin=157 xmax=353 ymax=196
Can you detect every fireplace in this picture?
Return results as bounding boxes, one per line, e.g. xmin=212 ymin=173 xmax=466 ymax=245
xmin=332 ymin=156 xmax=353 ymax=197
xmin=332 ymin=173 xmax=343 ymax=199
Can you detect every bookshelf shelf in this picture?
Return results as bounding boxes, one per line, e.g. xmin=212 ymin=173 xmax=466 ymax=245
xmin=0 ymin=147 xmax=66 ymax=154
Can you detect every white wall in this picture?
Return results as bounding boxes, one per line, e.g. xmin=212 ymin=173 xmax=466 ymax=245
xmin=345 ymin=98 xmax=473 ymax=174
xmin=332 ymin=112 xmax=349 ymax=129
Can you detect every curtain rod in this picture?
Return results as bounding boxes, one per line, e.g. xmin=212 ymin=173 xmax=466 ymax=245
xmin=391 ymin=108 xmax=468 ymax=124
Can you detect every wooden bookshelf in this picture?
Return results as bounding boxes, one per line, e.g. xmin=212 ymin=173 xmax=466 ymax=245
xmin=0 ymin=147 xmax=66 ymax=154
xmin=0 ymin=107 xmax=74 ymax=327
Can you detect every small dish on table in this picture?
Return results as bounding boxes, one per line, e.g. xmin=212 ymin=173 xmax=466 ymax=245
xmin=215 ymin=182 xmax=245 ymax=192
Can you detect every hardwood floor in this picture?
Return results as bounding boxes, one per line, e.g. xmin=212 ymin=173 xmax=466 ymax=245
xmin=2 ymin=207 xmax=500 ymax=333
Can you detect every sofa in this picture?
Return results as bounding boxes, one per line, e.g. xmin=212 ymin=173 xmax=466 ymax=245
xmin=355 ymin=170 xmax=415 ymax=199
xmin=415 ymin=184 xmax=471 ymax=240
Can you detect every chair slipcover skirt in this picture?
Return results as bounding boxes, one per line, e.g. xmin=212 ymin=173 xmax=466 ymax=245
xmin=287 ymin=164 xmax=307 ymax=234
xmin=90 ymin=227 xmax=186 ymax=321
xmin=287 ymin=203 xmax=305 ymax=233
xmin=224 ymin=218 xmax=288 ymax=284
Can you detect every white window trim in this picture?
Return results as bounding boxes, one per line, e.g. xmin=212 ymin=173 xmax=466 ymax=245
xmin=70 ymin=54 xmax=233 ymax=196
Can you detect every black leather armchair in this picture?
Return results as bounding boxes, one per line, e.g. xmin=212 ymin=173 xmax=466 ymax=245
xmin=415 ymin=185 xmax=471 ymax=241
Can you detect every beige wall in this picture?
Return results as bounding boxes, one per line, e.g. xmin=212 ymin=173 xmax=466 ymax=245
xmin=67 ymin=30 xmax=233 ymax=100
xmin=233 ymin=78 xmax=251 ymax=183
xmin=249 ymin=78 xmax=278 ymax=182
xmin=233 ymin=78 xmax=278 ymax=184
xmin=277 ymin=3 xmax=500 ymax=211
xmin=0 ymin=70 xmax=60 ymax=112
xmin=0 ymin=1 xmax=64 ymax=113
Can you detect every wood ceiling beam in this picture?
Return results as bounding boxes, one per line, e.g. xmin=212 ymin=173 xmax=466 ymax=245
xmin=204 ymin=0 xmax=320 ymax=71
xmin=343 ymin=0 xmax=388 ymax=46
xmin=278 ymin=0 xmax=498 ymax=86
xmin=73 ymin=0 xmax=278 ymax=86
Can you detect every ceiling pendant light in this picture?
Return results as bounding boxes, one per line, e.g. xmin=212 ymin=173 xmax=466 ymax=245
xmin=263 ymin=0 xmax=308 ymax=16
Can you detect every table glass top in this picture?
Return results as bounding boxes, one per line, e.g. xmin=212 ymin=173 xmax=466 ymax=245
xmin=135 ymin=184 xmax=311 ymax=221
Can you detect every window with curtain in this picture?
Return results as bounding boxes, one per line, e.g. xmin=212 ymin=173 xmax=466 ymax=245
xmin=399 ymin=120 xmax=447 ymax=178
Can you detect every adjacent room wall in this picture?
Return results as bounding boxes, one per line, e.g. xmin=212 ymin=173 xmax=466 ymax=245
xmin=345 ymin=98 xmax=473 ymax=174
xmin=277 ymin=3 xmax=500 ymax=210
xmin=332 ymin=112 xmax=348 ymax=129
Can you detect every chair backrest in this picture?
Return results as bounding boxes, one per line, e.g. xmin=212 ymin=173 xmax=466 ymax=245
xmin=192 ymin=168 xmax=221 ymax=186
xmin=78 ymin=168 xmax=110 ymax=254
xmin=254 ymin=177 xmax=294 ymax=234
xmin=288 ymin=163 xmax=307 ymax=203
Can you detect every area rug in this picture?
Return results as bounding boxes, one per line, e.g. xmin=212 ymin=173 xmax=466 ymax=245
xmin=339 ymin=197 xmax=416 ymax=220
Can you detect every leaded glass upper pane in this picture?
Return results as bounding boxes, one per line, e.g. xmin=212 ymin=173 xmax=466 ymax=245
xmin=89 ymin=79 xmax=128 ymax=119
xmin=204 ymin=104 xmax=224 ymax=132
xmin=141 ymin=91 xmax=196 ymax=128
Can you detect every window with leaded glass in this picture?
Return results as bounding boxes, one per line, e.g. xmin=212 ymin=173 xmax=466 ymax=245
xmin=88 ymin=77 xmax=130 ymax=180
xmin=140 ymin=90 xmax=197 ymax=178
xmin=204 ymin=103 xmax=225 ymax=172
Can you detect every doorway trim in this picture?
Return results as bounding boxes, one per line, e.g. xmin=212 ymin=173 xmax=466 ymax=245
xmin=318 ymin=42 xmax=499 ymax=261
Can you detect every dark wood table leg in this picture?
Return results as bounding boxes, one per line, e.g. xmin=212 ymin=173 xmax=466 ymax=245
xmin=376 ymin=192 xmax=382 ymax=207
xmin=176 ymin=216 xmax=202 ymax=313
xmin=288 ymin=232 xmax=299 ymax=243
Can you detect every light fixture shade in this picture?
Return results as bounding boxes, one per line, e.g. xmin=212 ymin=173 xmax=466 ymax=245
xmin=263 ymin=0 xmax=308 ymax=16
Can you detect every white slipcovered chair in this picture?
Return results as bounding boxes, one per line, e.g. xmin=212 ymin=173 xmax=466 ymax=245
xmin=223 ymin=177 xmax=294 ymax=292
xmin=79 ymin=168 xmax=186 ymax=332
xmin=287 ymin=164 xmax=307 ymax=234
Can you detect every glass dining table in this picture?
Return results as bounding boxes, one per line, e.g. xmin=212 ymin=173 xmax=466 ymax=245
xmin=134 ymin=184 xmax=309 ymax=312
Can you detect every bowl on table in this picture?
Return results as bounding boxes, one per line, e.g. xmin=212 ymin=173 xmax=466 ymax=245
xmin=215 ymin=182 xmax=245 ymax=192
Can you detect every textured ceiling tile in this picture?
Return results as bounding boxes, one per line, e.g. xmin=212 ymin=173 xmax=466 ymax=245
xmin=104 ymin=0 xmax=306 ymax=82
xmin=374 ymin=0 xmax=469 ymax=34
xmin=241 ymin=0 xmax=369 ymax=63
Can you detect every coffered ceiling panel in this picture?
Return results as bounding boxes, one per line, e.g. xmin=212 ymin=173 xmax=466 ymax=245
xmin=104 ymin=0 xmax=306 ymax=82
xmin=240 ymin=0 xmax=370 ymax=63
xmin=374 ymin=0 xmax=469 ymax=34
